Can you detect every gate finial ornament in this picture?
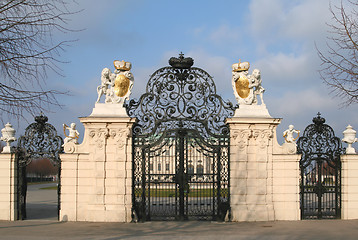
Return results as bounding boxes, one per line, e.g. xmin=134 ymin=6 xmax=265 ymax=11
xmin=342 ymin=125 xmax=357 ymax=154
xmin=169 ymin=53 xmax=194 ymax=69
xmin=1 ymin=122 xmax=16 ymax=153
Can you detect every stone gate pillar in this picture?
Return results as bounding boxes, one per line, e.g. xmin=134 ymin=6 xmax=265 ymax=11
xmin=227 ymin=115 xmax=280 ymax=221
xmin=60 ymin=111 xmax=135 ymax=222
xmin=342 ymin=154 xmax=358 ymax=219
xmin=229 ymin=59 xmax=300 ymax=221
xmin=60 ymin=60 xmax=136 ymax=222
xmin=0 ymin=153 xmax=17 ymax=220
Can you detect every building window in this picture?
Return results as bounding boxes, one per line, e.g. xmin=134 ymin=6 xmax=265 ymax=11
xmin=150 ymin=163 xmax=153 ymax=171
xmin=197 ymin=164 xmax=204 ymax=176
xmin=188 ymin=164 xmax=194 ymax=175
xmin=158 ymin=163 xmax=162 ymax=171
xmin=166 ymin=163 xmax=170 ymax=171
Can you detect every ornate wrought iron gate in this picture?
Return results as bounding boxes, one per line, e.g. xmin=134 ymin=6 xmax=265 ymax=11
xmin=127 ymin=54 xmax=235 ymax=221
xmin=297 ymin=113 xmax=343 ymax=219
xmin=16 ymin=114 xmax=63 ymax=220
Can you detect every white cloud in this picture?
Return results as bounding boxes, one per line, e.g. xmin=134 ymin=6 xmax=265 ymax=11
xmin=249 ymin=0 xmax=285 ymax=38
xmin=281 ymin=0 xmax=332 ymax=40
xmin=248 ymin=0 xmax=339 ymax=48
xmin=209 ymin=24 xmax=241 ymax=45
xmin=269 ymin=88 xmax=335 ymax=117
xmin=254 ymin=52 xmax=315 ymax=84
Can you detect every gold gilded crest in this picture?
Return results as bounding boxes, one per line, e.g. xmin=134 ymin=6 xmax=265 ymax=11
xmin=114 ymin=74 xmax=130 ymax=97
xmin=235 ymin=75 xmax=250 ymax=99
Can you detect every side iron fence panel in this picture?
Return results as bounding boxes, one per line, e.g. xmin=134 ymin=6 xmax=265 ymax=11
xmin=297 ymin=113 xmax=343 ymax=219
xmin=16 ymin=114 xmax=63 ymax=220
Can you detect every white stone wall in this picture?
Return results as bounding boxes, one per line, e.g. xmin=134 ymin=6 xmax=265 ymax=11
xmin=58 ymin=114 xmax=358 ymax=222
xmin=342 ymin=154 xmax=358 ymax=219
xmin=271 ymin=154 xmax=300 ymax=220
xmin=0 ymin=153 xmax=17 ymax=220
xmin=60 ymin=117 xmax=135 ymax=222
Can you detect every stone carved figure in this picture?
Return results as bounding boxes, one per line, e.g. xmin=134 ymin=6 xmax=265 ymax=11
xmin=62 ymin=123 xmax=79 ymax=146
xmin=250 ymin=69 xmax=265 ymax=105
xmin=283 ymin=125 xmax=300 ymax=143
xmin=96 ymin=60 xmax=134 ymax=105
xmin=232 ymin=60 xmax=265 ymax=105
xmin=96 ymin=68 xmax=115 ymax=103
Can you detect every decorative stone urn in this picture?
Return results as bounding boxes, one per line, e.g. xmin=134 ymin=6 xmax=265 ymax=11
xmin=342 ymin=125 xmax=357 ymax=154
xmin=0 ymin=123 xmax=16 ymax=153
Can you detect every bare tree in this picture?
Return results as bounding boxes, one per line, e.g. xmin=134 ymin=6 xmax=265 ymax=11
xmin=317 ymin=0 xmax=358 ymax=105
xmin=27 ymin=158 xmax=58 ymax=181
xmin=0 ymin=0 xmax=80 ymax=121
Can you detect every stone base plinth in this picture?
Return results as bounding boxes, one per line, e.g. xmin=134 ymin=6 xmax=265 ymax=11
xmin=90 ymin=103 xmax=128 ymax=117
xmin=233 ymin=104 xmax=271 ymax=118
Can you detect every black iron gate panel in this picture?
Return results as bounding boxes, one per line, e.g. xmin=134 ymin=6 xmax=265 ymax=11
xmin=127 ymin=54 xmax=234 ymax=221
xmin=16 ymin=114 xmax=63 ymax=220
xmin=136 ymin=129 xmax=229 ymax=220
xmin=297 ymin=113 xmax=343 ymax=219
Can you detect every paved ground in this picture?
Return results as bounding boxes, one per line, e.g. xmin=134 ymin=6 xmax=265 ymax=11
xmin=0 ymin=219 xmax=358 ymax=240
xmin=26 ymin=182 xmax=58 ymax=220
xmin=2 ymin=183 xmax=357 ymax=239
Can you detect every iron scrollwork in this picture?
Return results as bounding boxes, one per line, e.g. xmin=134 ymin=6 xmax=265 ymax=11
xmin=297 ymin=113 xmax=343 ymax=219
xmin=16 ymin=114 xmax=63 ymax=220
xmin=126 ymin=53 xmax=235 ymax=139
xmin=127 ymin=54 xmax=234 ymax=221
xmin=297 ymin=113 xmax=343 ymax=167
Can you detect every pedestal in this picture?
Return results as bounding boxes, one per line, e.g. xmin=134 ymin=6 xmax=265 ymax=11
xmin=0 ymin=153 xmax=17 ymax=221
xmin=233 ymin=104 xmax=272 ymax=118
xmin=90 ymin=103 xmax=128 ymax=117
xmin=227 ymin=116 xmax=280 ymax=221
xmin=342 ymin=154 xmax=358 ymax=219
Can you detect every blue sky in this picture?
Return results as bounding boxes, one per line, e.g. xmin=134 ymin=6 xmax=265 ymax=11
xmin=7 ymin=0 xmax=358 ymax=145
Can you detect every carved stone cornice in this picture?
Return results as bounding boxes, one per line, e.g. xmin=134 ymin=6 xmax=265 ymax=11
xmin=232 ymin=129 xmax=252 ymax=150
xmin=89 ymin=128 xmax=109 ymax=149
xmin=109 ymin=128 xmax=132 ymax=149
xmin=253 ymin=129 xmax=273 ymax=148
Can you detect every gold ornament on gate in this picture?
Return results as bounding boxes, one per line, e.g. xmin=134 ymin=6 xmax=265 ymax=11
xmin=235 ymin=75 xmax=250 ymax=99
xmin=232 ymin=59 xmax=250 ymax=99
xmin=113 ymin=60 xmax=132 ymax=98
xmin=114 ymin=74 xmax=130 ymax=97
xmin=113 ymin=60 xmax=131 ymax=71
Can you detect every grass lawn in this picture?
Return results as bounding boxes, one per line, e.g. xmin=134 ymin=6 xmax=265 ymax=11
xmin=135 ymin=188 xmax=228 ymax=197
xmin=39 ymin=186 xmax=58 ymax=190
xmin=28 ymin=181 xmax=57 ymax=185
